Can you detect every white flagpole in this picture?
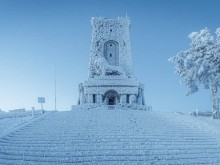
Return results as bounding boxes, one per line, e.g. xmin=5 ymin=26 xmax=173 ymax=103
xmin=54 ymin=64 xmax=57 ymax=111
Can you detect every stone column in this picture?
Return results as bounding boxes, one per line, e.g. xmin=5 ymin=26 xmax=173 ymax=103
xmin=96 ymin=94 xmax=99 ymax=104
xmin=129 ymin=94 xmax=136 ymax=104
xmin=137 ymin=89 xmax=143 ymax=105
xmin=97 ymin=94 xmax=102 ymax=105
xmin=80 ymin=92 xmax=85 ymax=104
xmin=120 ymin=95 xmax=126 ymax=104
xmin=88 ymin=94 xmax=93 ymax=103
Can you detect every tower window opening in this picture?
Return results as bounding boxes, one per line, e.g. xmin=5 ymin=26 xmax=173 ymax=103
xmin=93 ymin=94 xmax=96 ymax=103
xmin=104 ymin=40 xmax=119 ymax=66
xmin=126 ymin=95 xmax=130 ymax=103
xmin=110 ymin=29 xmax=112 ymax=32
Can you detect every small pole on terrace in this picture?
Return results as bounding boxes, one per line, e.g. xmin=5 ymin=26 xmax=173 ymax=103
xmin=31 ymin=107 xmax=35 ymax=117
xmin=54 ymin=64 xmax=57 ymax=111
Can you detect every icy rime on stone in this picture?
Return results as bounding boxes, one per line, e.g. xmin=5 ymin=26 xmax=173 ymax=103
xmin=77 ymin=17 xmax=147 ymax=110
xmin=169 ymin=27 xmax=220 ymax=119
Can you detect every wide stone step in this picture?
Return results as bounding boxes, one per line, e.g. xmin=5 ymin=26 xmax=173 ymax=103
xmin=8 ymin=130 xmax=213 ymax=134
xmin=1 ymin=145 xmax=220 ymax=155
xmin=1 ymin=144 xmax=220 ymax=153
xmin=0 ymin=152 xmax=219 ymax=164
xmin=1 ymin=139 xmax=217 ymax=147
xmin=2 ymin=132 xmax=215 ymax=139
xmin=0 ymin=138 xmax=217 ymax=145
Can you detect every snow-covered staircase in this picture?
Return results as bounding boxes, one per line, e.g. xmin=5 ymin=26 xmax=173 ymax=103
xmin=0 ymin=109 xmax=220 ymax=164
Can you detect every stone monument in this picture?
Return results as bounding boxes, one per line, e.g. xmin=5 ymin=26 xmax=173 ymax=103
xmin=77 ymin=17 xmax=146 ymax=110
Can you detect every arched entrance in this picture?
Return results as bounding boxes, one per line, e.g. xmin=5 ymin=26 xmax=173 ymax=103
xmin=104 ymin=90 xmax=119 ymax=105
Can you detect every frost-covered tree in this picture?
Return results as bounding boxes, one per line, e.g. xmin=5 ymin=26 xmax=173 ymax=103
xmin=169 ymin=27 xmax=220 ymax=119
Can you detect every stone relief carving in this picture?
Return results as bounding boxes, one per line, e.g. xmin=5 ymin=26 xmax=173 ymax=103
xmin=94 ymin=56 xmax=126 ymax=76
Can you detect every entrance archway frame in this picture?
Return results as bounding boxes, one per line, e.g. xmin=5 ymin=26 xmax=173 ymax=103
xmin=103 ymin=90 xmax=120 ymax=105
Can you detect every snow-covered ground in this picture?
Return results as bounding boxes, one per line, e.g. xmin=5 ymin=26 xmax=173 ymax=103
xmin=0 ymin=108 xmax=220 ymax=164
xmin=0 ymin=111 xmax=47 ymax=138
xmin=0 ymin=110 xmax=45 ymax=133
xmin=0 ymin=116 xmax=33 ymax=135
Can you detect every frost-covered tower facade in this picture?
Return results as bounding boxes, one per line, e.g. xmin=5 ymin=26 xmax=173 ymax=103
xmin=78 ymin=17 xmax=146 ymax=110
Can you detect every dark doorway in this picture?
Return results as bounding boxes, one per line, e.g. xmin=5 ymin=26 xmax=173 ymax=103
xmin=104 ymin=90 xmax=119 ymax=106
xmin=108 ymin=95 xmax=116 ymax=105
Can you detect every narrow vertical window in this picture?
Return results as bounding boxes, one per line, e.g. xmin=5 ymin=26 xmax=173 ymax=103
xmin=126 ymin=95 xmax=130 ymax=103
xmin=93 ymin=94 xmax=96 ymax=103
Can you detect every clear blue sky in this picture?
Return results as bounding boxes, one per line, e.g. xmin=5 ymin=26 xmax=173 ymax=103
xmin=0 ymin=0 xmax=219 ymax=112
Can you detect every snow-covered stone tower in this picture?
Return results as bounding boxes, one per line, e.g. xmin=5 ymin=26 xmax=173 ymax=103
xmin=77 ymin=17 xmax=146 ymax=110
